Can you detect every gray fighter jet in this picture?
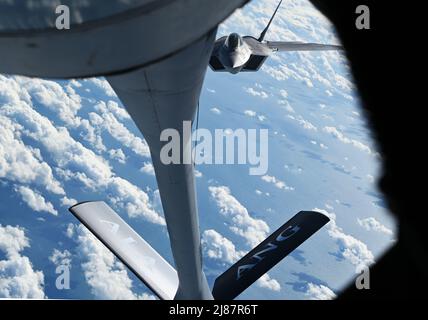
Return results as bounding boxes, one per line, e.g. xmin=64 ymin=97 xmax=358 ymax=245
xmin=210 ymin=0 xmax=342 ymax=74
xmin=0 ymin=0 xmax=330 ymax=300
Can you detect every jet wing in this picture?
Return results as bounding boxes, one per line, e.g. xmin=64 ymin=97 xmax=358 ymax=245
xmin=266 ymin=41 xmax=343 ymax=52
xmin=243 ymin=36 xmax=273 ymax=55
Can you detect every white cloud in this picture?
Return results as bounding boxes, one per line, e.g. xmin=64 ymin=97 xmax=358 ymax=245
xmin=287 ymin=114 xmax=317 ymax=131
xmin=314 ymin=208 xmax=374 ymax=270
xmin=244 ymin=87 xmax=268 ymax=99
xmin=152 ymin=189 xmax=163 ymax=211
xmin=261 ymin=175 xmax=294 ymax=191
xmin=279 ymin=89 xmax=288 ymax=98
xmin=279 ymin=100 xmax=295 ymax=113
xmin=89 ymin=105 xmax=150 ymax=158
xmin=0 ymin=80 xmax=163 ymax=225
xmin=210 ymin=107 xmax=221 ymax=115
xmin=325 ymin=203 xmax=334 ymax=211
xmin=257 ymin=274 xmax=281 ymax=292
xmin=263 ymin=65 xmax=288 ymax=81
xmin=0 ymin=113 xmax=64 ymax=196
xmin=75 ymin=225 xmax=155 ymax=300
xmin=323 ymin=126 xmax=372 ymax=154
xmin=79 ymin=118 xmax=106 ymax=152
xmin=0 ymin=224 xmax=45 ymax=298
xmin=0 ymin=225 xmax=28 ymax=255
xmin=310 ymin=140 xmax=328 ymax=150
xmin=1 ymin=96 xmax=113 ymax=189
xmin=86 ymin=78 xmax=116 ymax=97
xmin=285 ymin=104 xmax=296 ymax=113
xmin=194 ymin=169 xmax=203 ymax=178
xmin=244 ymin=110 xmax=256 ymax=117
xmin=66 ymin=223 xmax=75 ymax=239
xmin=18 ymin=77 xmax=82 ymax=127
xmin=305 ymin=283 xmax=336 ymax=300
xmin=69 ymin=79 xmax=82 ymax=88
xmin=49 ymin=249 xmax=72 ymax=268
xmin=16 ymin=186 xmax=58 ymax=216
xmin=242 ymin=109 xmax=266 ymax=122
xmin=108 ymin=177 xmax=165 ymax=225
xmin=60 ymin=196 xmax=77 ymax=208
xmin=140 ymin=162 xmax=155 ymax=176
xmin=108 ymin=148 xmax=126 ymax=164
xmin=357 ymin=217 xmax=393 ymax=236
xmin=209 ymin=186 xmax=269 ymax=247
xmin=202 ymin=229 xmax=245 ymax=264
xmin=101 ymin=100 xmax=131 ymax=121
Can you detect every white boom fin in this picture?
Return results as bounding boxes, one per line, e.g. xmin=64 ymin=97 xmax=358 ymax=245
xmin=69 ymin=201 xmax=179 ymax=300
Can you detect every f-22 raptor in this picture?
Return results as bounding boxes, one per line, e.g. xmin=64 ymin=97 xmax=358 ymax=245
xmin=210 ymin=0 xmax=342 ymax=74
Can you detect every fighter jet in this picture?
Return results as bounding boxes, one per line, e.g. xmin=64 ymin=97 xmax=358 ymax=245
xmin=0 ymin=0 xmax=330 ymax=300
xmin=210 ymin=0 xmax=342 ymax=74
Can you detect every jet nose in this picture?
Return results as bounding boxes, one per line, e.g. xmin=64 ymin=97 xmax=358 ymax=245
xmin=219 ymin=47 xmax=246 ymax=72
xmin=221 ymin=54 xmax=240 ymax=68
xmin=230 ymin=55 xmax=242 ymax=68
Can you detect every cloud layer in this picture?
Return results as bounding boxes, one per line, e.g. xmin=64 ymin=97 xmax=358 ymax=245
xmin=315 ymin=208 xmax=374 ymax=270
xmin=1 ymin=75 xmax=164 ymax=225
xmin=0 ymin=224 xmax=45 ymax=298
xmin=209 ymin=186 xmax=270 ymax=247
xmin=74 ymin=224 xmax=155 ymax=300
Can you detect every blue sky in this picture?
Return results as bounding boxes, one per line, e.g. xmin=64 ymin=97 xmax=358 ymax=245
xmin=0 ymin=0 xmax=395 ymax=300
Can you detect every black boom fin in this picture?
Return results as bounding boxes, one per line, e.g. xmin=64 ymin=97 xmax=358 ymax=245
xmin=212 ymin=211 xmax=330 ymax=300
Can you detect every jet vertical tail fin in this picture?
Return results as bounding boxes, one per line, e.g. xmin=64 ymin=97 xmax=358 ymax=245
xmin=69 ymin=201 xmax=179 ymax=300
xmin=212 ymin=211 xmax=329 ymax=300
xmin=258 ymin=0 xmax=283 ymax=42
